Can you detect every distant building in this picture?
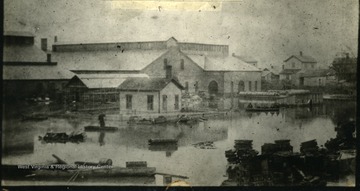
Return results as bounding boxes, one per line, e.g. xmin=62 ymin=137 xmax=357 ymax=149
xmin=52 ymin=37 xmax=262 ymax=99
xmin=301 ymin=69 xmax=337 ymax=87
xmin=3 ymin=31 xmax=72 ymax=101
xmin=65 ymin=72 xmax=149 ymax=106
xmin=279 ymin=51 xmax=318 ymax=86
xmin=262 ymin=69 xmax=280 ymax=82
xmin=118 ymin=78 xmax=184 ymax=114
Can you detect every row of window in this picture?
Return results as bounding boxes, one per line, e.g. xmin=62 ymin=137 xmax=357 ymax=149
xmin=164 ymin=59 xmax=185 ymax=70
xmin=125 ymin=94 xmax=180 ymax=111
xmin=231 ymin=81 xmax=258 ymax=92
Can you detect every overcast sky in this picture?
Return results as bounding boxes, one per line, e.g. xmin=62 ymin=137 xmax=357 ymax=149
xmin=4 ymin=0 xmax=358 ymax=69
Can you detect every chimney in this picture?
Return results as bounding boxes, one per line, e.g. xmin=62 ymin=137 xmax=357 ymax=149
xmin=54 ymin=36 xmax=58 ymax=43
xmin=300 ymin=51 xmax=303 ymax=56
xmin=41 ymin=38 xmax=47 ymax=51
xmin=345 ymin=53 xmax=350 ymax=59
xmin=47 ymin=53 xmax=52 ymax=62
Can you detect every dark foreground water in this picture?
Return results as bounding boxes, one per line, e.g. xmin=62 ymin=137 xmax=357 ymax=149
xmin=2 ymin=101 xmax=356 ymax=186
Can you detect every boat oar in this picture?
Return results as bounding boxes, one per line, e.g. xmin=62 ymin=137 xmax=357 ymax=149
xmin=52 ymin=154 xmax=67 ymax=164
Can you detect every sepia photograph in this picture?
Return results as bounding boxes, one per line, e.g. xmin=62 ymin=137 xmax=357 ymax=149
xmin=2 ymin=0 xmax=358 ymax=188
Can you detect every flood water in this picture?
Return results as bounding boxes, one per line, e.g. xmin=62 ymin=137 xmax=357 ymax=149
xmin=2 ymin=100 xmax=356 ymax=186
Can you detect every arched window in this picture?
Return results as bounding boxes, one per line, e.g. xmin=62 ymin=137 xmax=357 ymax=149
xmin=238 ymin=81 xmax=245 ymax=92
xmin=208 ymin=81 xmax=218 ymax=95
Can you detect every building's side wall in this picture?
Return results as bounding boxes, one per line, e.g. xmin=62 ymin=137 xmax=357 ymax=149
xmin=3 ymin=80 xmax=67 ymax=100
xmin=142 ymin=48 xmax=205 ymax=93
xmin=159 ymin=83 xmax=183 ymax=113
xmin=223 ymin=71 xmax=262 ymax=93
xmin=303 ymin=76 xmax=337 ymax=86
xmin=119 ymin=91 xmax=159 ymax=114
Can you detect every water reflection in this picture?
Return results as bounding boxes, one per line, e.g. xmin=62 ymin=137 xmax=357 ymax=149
xmin=98 ymin=132 xmax=105 ymax=146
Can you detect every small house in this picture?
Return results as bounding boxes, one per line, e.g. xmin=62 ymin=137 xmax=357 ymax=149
xmin=118 ymin=78 xmax=184 ymax=114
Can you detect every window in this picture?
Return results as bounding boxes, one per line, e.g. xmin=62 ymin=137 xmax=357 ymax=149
xmin=286 ymin=75 xmax=290 ymax=80
xmin=180 ymin=59 xmax=184 ymax=70
xmin=163 ymin=58 xmax=168 ymax=69
xmin=147 ymin=95 xmax=154 ymax=110
xmin=175 ymin=95 xmax=179 ymax=110
xmin=162 ymin=95 xmax=167 ymax=111
xmin=255 ymin=81 xmax=258 ymax=91
xmin=248 ymin=81 xmax=252 ymax=92
xmin=238 ymin=81 xmax=245 ymax=92
xmin=185 ymin=82 xmax=189 ymax=92
xmin=126 ymin=94 xmax=132 ymax=109
xmin=231 ymin=81 xmax=234 ymax=93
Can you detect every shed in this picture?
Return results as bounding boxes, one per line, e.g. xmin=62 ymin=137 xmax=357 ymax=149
xmin=118 ymin=78 xmax=184 ymax=114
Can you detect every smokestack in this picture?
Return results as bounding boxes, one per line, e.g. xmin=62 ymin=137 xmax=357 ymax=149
xmin=54 ymin=36 xmax=58 ymax=43
xmin=47 ymin=53 xmax=52 ymax=62
xmin=300 ymin=51 xmax=303 ymax=56
xmin=41 ymin=38 xmax=47 ymax=51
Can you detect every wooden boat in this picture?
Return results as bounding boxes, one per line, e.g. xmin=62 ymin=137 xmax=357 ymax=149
xmin=39 ymin=132 xmax=85 ymax=143
xmin=245 ymin=107 xmax=280 ymax=112
xmin=84 ymin=126 xmax=118 ymax=132
xmin=128 ymin=116 xmax=168 ymax=125
xmin=148 ymin=139 xmax=178 ymax=145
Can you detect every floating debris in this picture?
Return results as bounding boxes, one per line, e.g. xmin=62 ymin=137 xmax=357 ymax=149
xmin=39 ymin=132 xmax=86 ymax=144
xmin=193 ymin=141 xmax=216 ymax=149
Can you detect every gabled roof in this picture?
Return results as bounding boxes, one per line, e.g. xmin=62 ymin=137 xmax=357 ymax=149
xmin=52 ymin=50 xmax=167 ymax=71
xmin=204 ymin=56 xmax=260 ymax=72
xmin=3 ymin=65 xmax=73 ymax=80
xmin=187 ymin=55 xmax=260 ymax=72
xmin=70 ymin=73 xmax=149 ymax=89
xmin=118 ymin=77 xmax=184 ymax=91
xmin=279 ymin=69 xmax=302 ymax=75
xmin=3 ymin=45 xmax=48 ymax=63
xmin=284 ymin=55 xmax=317 ymax=63
xmin=233 ymin=55 xmax=258 ymax=63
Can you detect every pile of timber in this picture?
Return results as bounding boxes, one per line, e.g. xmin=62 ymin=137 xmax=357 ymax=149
xmin=261 ymin=139 xmax=293 ymax=155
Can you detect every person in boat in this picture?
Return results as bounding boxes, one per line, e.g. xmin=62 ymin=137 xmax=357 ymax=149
xmin=98 ymin=114 xmax=106 ymax=128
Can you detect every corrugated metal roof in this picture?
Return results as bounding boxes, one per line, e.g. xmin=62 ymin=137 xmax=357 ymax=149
xmin=118 ymin=77 xmax=184 ymax=91
xmin=52 ymin=50 xmax=167 ymax=71
xmin=3 ymin=45 xmax=48 ymax=63
xmin=75 ymin=73 xmax=149 ymax=89
xmin=3 ymin=65 xmax=74 ymax=80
